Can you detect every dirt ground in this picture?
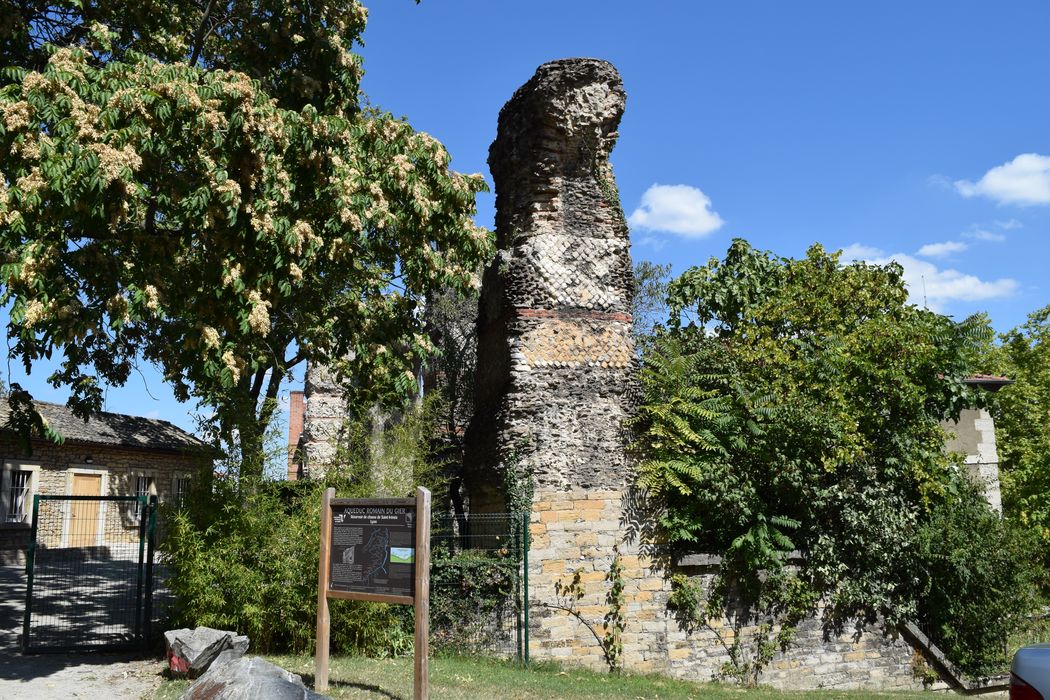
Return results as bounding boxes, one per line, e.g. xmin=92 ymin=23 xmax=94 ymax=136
xmin=0 ymin=652 xmax=167 ymax=699
xmin=0 ymin=563 xmax=166 ymax=699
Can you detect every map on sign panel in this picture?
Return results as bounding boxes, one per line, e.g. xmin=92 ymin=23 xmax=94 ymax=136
xmin=363 ymin=528 xmax=389 ymax=579
xmin=328 ymin=503 xmax=415 ymax=597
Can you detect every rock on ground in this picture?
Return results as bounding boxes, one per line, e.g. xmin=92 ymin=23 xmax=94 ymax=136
xmin=164 ymin=626 xmax=249 ymax=677
xmin=180 ymin=655 xmax=329 ymax=700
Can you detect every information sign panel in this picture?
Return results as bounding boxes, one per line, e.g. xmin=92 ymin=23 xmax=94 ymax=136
xmin=329 ymin=502 xmax=416 ymax=597
xmin=316 ymin=488 xmax=430 ymax=700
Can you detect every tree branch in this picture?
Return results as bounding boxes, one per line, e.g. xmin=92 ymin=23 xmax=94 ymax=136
xmin=188 ymin=0 xmax=218 ymax=66
xmin=248 ymin=365 xmax=267 ymax=402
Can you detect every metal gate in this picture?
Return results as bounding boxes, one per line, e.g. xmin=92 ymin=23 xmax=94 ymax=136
xmin=429 ymin=512 xmax=530 ymax=662
xmin=22 ymin=494 xmax=158 ymax=653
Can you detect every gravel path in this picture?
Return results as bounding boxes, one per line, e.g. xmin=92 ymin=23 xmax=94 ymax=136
xmin=0 ymin=563 xmax=165 ymax=699
xmin=0 ymin=653 xmax=166 ymax=699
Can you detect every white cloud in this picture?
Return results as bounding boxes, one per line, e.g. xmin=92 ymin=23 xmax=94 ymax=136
xmin=995 ymin=218 xmax=1023 ymax=230
xmin=627 ymin=184 xmax=725 ymax=237
xmin=916 ymin=241 xmax=968 ymax=258
xmin=962 ymin=229 xmax=1006 ymax=242
xmin=841 ymin=244 xmax=1018 ymax=311
xmin=840 ymin=243 xmax=884 ymax=260
xmin=954 ymin=153 xmax=1050 ymax=205
xmin=636 ymin=235 xmax=668 ymax=251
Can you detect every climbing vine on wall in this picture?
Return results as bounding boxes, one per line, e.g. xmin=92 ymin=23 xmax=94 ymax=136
xmin=546 ymin=545 xmax=628 ymax=674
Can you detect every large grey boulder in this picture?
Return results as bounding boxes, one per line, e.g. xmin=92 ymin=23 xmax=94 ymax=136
xmin=164 ymin=627 xmax=250 ymax=677
xmin=179 ymin=656 xmax=329 ymax=700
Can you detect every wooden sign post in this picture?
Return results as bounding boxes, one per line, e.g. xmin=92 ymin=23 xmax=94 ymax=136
xmin=315 ymin=486 xmax=431 ymax=699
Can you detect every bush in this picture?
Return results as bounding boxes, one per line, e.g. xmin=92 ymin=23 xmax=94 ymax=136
xmin=916 ymin=478 xmax=1042 ymax=677
xmin=163 ymin=475 xmax=415 ymax=655
xmin=429 ymin=549 xmax=520 ymax=654
xmin=162 ymin=398 xmax=445 ymax=656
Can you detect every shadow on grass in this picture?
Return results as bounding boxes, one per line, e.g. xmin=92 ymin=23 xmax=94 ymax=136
xmin=295 ymin=671 xmax=407 ymax=700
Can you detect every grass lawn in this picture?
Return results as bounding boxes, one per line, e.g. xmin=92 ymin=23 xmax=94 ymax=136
xmin=153 ymin=655 xmax=938 ymax=699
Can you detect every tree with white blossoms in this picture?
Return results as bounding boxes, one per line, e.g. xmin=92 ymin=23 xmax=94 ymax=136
xmin=0 ymin=2 xmax=492 ymax=476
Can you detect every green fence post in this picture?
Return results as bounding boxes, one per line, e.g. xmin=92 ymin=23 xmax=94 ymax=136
xmin=22 ymin=494 xmax=41 ymax=653
xmin=134 ymin=494 xmax=147 ymax=642
xmin=522 ymin=511 xmax=529 ymax=667
xmin=143 ymin=495 xmax=158 ymax=645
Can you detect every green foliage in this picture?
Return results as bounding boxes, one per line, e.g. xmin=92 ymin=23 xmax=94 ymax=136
xmin=429 ymin=549 xmax=520 ymax=655
xmin=631 ymin=260 xmax=672 ymax=342
xmin=0 ymin=2 xmax=493 ymax=475
xmin=163 ymin=473 xmax=415 ymax=656
xmin=332 ymin=393 xmax=450 ymax=502
xmin=602 ymin=547 xmax=627 ymax=674
xmin=163 ymin=398 xmax=443 ymax=656
xmin=638 ymin=239 xmax=1036 ymax=677
xmin=668 ymin=571 xmax=817 ymax=686
xmin=501 ymin=442 xmax=536 ymax=522
xmin=916 ymin=479 xmax=1043 ymax=677
xmin=546 ymin=547 xmax=628 ymax=674
xmin=980 ymin=305 xmax=1050 ymax=551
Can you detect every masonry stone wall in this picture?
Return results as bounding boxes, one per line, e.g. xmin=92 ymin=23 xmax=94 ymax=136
xmin=301 ymin=362 xmax=347 ymax=474
xmin=467 ymin=58 xmax=935 ymax=691
xmin=529 ymin=489 xmax=928 ymax=690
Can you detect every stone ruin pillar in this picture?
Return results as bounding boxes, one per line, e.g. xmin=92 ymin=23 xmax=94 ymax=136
xmin=464 ymin=58 xmax=639 ymax=667
xmin=301 ymin=362 xmax=347 ymax=475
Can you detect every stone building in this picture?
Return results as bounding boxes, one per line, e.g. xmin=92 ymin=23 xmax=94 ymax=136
xmin=0 ymin=401 xmax=211 ymax=561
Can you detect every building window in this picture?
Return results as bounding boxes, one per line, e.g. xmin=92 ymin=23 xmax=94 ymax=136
xmin=2 ymin=463 xmax=39 ymax=525
xmin=174 ymin=476 xmax=190 ymax=508
xmin=4 ymin=470 xmax=32 ymax=523
xmin=133 ymin=475 xmax=156 ymax=519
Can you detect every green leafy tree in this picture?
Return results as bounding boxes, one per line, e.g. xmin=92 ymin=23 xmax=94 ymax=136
xmin=982 ymin=305 xmax=1050 ymax=547
xmin=0 ymin=2 xmax=492 ymax=475
xmin=636 ymin=239 xmax=1036 ymax=675
xmin=631 ymin=260 xmax=672 ymax=341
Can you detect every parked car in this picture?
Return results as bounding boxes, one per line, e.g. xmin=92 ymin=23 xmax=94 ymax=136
xmin=1012 ymin=644 xmax=1050 ymax=699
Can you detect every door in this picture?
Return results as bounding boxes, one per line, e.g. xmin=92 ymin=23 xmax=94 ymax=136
xmin=70 ymin=473 xmax=102 ymax=546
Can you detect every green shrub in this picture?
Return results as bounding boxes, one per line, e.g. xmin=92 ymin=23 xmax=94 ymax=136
xmin=163 ymin=475 xmax=417 ymax=655
xmin=916 ymin=479 xmax=1042 ymax=677
xmin=429 ymin=549 xmax=520 ymax=654
xmin=162 ymin=398 xmax=445 ymax=656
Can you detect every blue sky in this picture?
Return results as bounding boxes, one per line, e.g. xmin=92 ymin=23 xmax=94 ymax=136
xmin=8 ymin=1 xmax=1050 ymax=434
xmin=358 ymin=0 xmax=1049 ymax=326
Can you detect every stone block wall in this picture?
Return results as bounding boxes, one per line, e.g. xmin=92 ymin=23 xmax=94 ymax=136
xmin=1 ymin=438 xmax=209 ymax=549
xmin=527 ymin=490 xmax=928 ymax=690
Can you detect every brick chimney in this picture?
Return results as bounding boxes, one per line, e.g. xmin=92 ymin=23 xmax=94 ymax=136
xmin=287 ymin=390 xmax=305 ymax=480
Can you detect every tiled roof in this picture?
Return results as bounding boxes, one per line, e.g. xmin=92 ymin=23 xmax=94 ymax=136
xmin=964 ymin=375 xmax=1014 ymax=391
xmin=0 ymin=400 xmax=211 ymax=453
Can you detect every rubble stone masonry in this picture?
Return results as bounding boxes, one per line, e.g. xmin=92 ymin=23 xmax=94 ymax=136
xmin=466 ymin=58 xmax=929 ymax=691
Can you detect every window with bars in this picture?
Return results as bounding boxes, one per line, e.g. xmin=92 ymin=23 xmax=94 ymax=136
xmin=4 ymin=470 xmax=32 ymax=523
xmin=131 ymin=475 xmax=156 ymax=519
xmin=174 ymin=476 xmax=190 ymax=508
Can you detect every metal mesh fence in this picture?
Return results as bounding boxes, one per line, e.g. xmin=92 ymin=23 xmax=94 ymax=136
xmin=23 ymin=495 xmax=156 ymax=653
xmin=429 ymin=512 xmax=529 ymax=661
